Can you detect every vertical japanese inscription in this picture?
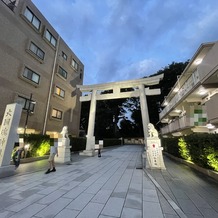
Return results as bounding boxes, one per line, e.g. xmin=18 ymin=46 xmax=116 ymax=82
xmin=0 ymin=108 xmax=12 ymax=160
xmin=0 ymin=103 xmax=22 ymax=167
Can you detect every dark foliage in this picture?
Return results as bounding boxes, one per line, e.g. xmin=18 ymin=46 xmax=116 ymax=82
xmin=162 ymin=133 xmax=218 ymax=171
xmin=69 ymin=136 xmax=86 ymax=152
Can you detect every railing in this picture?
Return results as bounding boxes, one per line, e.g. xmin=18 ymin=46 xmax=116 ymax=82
xmin=160 ymin=115 xmax=192 ymax=135
xmin=160 ymin=70 xmax=200 ymax=120
xmin=1 ymin=0 xmax=18 ymax=11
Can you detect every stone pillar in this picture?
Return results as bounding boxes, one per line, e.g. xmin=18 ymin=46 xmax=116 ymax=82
xmin=0 ymin=103 xmax=22 ymax=176
xmin=139 ymin=84 xmax=150 ymax=140
xmin=80 ymin=89 xmax=97 ymax=156
xmin=145 ymin=137 xmax=165 ymax=169
xmin=56 ymin=137 xmax=71 ymax=163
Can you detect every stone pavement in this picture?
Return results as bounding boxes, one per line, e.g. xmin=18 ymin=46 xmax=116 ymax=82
xmin=147 ymin=156 xmax=218 ymax=218
xmin=0 ymin=145 xmax=218 ymax=218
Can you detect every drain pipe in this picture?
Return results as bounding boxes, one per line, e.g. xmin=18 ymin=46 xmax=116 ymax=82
xmin=42 ymin=36 xmax=60 ymax=135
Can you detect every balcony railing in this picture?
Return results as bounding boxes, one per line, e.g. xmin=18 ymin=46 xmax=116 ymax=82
xmin=160 ymin=69 xmax=200 ymax=120
xmin=160 ymin=115 xmax=192 ymax=135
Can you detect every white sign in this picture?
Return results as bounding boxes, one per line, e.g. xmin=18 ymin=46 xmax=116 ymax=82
xmin=0 ymin=103 xmax=22 ymax=167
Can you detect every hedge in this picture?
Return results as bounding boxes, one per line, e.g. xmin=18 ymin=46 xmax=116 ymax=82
xmin=161 ymin=133 xmax=218 ymax=172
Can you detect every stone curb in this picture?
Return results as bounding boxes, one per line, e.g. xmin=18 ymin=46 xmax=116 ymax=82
xmin=10 ymin=155 xmax=49 ymax=165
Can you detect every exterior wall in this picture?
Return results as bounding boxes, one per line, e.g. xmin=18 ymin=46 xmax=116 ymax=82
xmin=0 ymin=0 xmax=83 ymax=135
xmin=205 ymin=93 xmax=218 ymax=124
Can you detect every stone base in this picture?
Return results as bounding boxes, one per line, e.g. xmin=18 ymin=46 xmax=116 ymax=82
xmin=56 ymin=146 xmax=71 ymax=164
xmin=0 ymin=165 xmax=15 ymax=178
xmin=79 ymin=149 xmax=95 ymax=157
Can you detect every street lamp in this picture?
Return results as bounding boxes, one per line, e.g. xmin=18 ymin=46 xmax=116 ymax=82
xmin=24 ymin=93 xmax=36 ymax=134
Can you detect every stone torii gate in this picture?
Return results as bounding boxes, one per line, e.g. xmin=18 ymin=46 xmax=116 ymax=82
xmin=77 ymin=74 xmax=163 ymax=156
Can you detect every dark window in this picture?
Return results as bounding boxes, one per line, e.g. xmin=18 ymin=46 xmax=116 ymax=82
xmin=23 ymin=67 xmax=40 ymax=84
xmin=58 ymin=66 xmax=67 ymax=79
xmin=71 ymin=59 xmax=78 ymax=71
xmin=29 ymin=42 xmax=45 ymax=60
xmin=24 ymin=7 xmax=41 ymax=30
xmin=45 ymin=29 xmax=57 ymax=47
xmin=62 ymin=51 xmax=67 ymax=60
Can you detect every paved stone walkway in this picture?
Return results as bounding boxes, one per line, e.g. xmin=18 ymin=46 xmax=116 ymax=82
xmin=0 ymin=145 xmax=164 ymax=218
xmin=0 ymin=145 xmax=218 ymax=218
xmin=147 ymin=156 xmax=218 ymax=218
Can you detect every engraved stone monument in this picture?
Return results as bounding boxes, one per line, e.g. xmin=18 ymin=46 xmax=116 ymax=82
xmin=0 ymin=103 xmax=22 ymax=176
xmin=144 ymin=123 xmax=165 ymax=169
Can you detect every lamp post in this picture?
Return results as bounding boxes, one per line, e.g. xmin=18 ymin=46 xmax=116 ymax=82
xmin=24 ymin=93 xmax=36 ymax=134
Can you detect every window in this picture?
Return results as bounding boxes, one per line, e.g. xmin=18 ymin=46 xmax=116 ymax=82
xmin=55 ymin=86 xmax=65 ymax=98
xmin=45 ymin=29 xmax=57 ymax=47
xmin=71 ymin=59 xmax=78 ymax=71
xmin=52 ymin=108 xmax=62 ymax=120
xmin=24 ymin=7 xmax=41 ymax=30
xmin=29 ymin=42 xmax=45 ymax=60
xmin=16 ymin=95 xmax=35 ymax=112
xmin=62 ymin=51 xmax=67 ymax=60
xmin=58 ymin=66 xmax=67 ymax=79
xmin=23 ymin=67 xmax=40 ymax=84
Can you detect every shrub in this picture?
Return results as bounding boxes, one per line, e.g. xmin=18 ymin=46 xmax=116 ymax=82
xmin=69 ymin=136 xmax=86 ymax=152
xmin=178 ymin=137 xmax=191 ymax=160
xmin=161 ymin=137 xmax=179 ymax=157
xmin=162 ymin=133 xmax=218 ymax=172
xmin=23 ymin=134 xmax=50 ymax=157
xmin=206 ymin=148 xmax=218 ymax=171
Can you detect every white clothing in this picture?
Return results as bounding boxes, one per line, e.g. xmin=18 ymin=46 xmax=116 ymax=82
xmin=50 ymin=144 xmax=58 ymax=154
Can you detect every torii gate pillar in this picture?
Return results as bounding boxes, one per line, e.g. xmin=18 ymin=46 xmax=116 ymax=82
xmin=80 ymin=90 xmax=96 ymax=156
xmin=139 ymin=84 xmax=150 ymax=142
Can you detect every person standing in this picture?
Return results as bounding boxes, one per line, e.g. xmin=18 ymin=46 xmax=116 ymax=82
xmin=45 ymin=137 xmax=58 ymax=174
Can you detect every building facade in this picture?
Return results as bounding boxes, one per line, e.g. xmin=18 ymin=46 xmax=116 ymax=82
xmin=0 ymin=0 xmax=84 ymax=136
xmin=159 ymin=41 xmax=218 ymax=136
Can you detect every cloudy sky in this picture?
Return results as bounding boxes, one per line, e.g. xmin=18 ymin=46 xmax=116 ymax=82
xmin=32 ymin=0 xmax=218 ymax=85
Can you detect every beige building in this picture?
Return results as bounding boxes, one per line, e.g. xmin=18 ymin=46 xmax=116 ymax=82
xmin=159 ymin=41 xmax=218 ymax=136
xmin=0 ymin=0 xmax=84 ymax=136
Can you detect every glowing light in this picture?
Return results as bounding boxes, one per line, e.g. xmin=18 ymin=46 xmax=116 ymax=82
xmin=195 ymin=59 xmax=202 ymax=65
xmin=206 ymin=123 xmax=215 ymax=129
xmin=163 ymin=101 xmax=168 ymax=106
xmin=24 ymin=144 xmax=30 ymax=150
xmin=198 ymin=87 xmax=207 ymax=95
xmin=173 ymin=87 xmax=179 ymax=92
